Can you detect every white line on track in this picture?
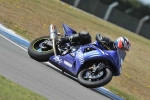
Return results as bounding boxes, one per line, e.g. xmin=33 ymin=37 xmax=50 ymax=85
xmin=0 ymin=34 xmax=61 ymax=71
xmin=0 ymin=34 xmax=27 ymax=51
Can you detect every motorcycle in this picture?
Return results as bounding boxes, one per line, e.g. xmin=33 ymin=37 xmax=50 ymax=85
xmin=28 ymin=23 xmax=122 ymax=88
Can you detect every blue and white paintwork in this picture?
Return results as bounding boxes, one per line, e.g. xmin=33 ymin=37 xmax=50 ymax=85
xmin=49 ymin=23 xmax=122 ymax=77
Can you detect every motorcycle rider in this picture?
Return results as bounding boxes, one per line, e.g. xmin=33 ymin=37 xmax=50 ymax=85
xmin=58 ymin=32 xmax=131 ymax=65
xmin=96 ymin=33 xmax=131 ymax=65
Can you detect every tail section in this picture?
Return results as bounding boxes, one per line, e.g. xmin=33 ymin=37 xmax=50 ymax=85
xmin=62 ymin=23 xmax=76 ymax=36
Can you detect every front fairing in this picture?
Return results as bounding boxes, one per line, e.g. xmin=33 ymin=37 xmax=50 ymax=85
xmin=104 ymin=50 xmax=121 ymax=74
xmin=83 ymin=43 xmax=122 ymax=76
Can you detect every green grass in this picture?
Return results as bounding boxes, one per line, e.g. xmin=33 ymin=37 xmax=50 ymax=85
xmin=107 ymin=85 xmax=138 ymax=100
xmin=0 ymin=0 xmax=150 ymax=100
xmin=0 ymin=75 xmax=47 ymax=100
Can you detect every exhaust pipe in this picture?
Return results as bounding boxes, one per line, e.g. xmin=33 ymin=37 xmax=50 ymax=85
xmin=50 ymin=25 xmax=58 ymax=56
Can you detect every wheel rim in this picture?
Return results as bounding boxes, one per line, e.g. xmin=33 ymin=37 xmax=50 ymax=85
xmin=83 ymin=69 xmax=105 ymax=81
xmin=32 ymin=38 xmax=52 ymax=52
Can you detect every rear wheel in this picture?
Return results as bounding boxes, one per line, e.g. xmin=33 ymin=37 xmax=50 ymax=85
xmin=28 ymin=36 xmax=54 ymax=62
xmin=77 ymin=63 xmax=113 ymax=88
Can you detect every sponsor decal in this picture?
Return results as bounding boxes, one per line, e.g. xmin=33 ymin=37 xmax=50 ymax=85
xmin=64 ymin=60 xmax=72 ymax=68
xmin=53 ymin=56 xmax=62 ymax=64
xmin=76 ymin=48 xmax=84 ymax=64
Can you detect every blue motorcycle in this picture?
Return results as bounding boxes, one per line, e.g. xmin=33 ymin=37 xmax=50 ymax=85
xmin=28 ymin=23 xmax=122 ymax=88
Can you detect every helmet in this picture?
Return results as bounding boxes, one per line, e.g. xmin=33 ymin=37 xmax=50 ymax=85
xmin=115 ymin=37 xmax=131 ymax=51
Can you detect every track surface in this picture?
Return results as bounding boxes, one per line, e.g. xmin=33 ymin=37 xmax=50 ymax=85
xmin=0 ymin=35 xmax=111 ymax=100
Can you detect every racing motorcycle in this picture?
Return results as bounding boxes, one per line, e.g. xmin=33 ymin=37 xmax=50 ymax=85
xmin=28 ymin=23 xmax=122 ymax=88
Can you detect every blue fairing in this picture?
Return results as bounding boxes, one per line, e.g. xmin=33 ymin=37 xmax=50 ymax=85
xmin=49 ymin=55 xmax=77 ymax=74
xmin=49 ymin=47 xmax=84 ymax=76
xmin=49 ymin=42 xmax=121 ymax=76
xmin=83 ymin=44 xmax=121 ymax=75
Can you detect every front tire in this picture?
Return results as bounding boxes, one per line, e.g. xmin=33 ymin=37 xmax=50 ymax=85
xmin=28 ymin=36 xmax=54 ymax=62
xmin=78 ymin=68 xmax=113 ymax=88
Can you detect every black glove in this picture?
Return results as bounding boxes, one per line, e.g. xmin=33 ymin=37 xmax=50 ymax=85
xmin=101 ymin=37 xmax=111 ymax=45
xmin=96 ymin=34 xmax=112 ymax=45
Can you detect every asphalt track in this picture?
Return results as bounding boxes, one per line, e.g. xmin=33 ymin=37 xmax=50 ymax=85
xmin=0 ymin=34 xmax=112 ymax=100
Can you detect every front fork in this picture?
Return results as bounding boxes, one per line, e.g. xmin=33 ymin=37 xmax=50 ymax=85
xmin=89 ymin=63 xmax=106 ymax=73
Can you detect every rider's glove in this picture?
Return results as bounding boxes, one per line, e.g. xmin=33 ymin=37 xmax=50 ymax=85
xmin=101 ymin=37 xmax=110 ymax=45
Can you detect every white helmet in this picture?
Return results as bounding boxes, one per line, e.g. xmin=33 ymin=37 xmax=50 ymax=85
xmin=115 ymin=37 xmax=131 ymax=51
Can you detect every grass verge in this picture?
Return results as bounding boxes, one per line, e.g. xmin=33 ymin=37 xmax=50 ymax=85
xmin=106 ymin=85 xmax=138 ymax=100
xmin=0 ymin=75 xmax=47 ymax=100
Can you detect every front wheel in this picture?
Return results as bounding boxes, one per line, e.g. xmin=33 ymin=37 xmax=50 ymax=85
xmin=77 ymin=67 xmax=113 ymax=88
xmin=28 ymin=36 xmax=54 ymax=62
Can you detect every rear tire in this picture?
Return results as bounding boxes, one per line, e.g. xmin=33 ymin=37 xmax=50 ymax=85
xmin=28 ymin=36 xmax=54 ymax=62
